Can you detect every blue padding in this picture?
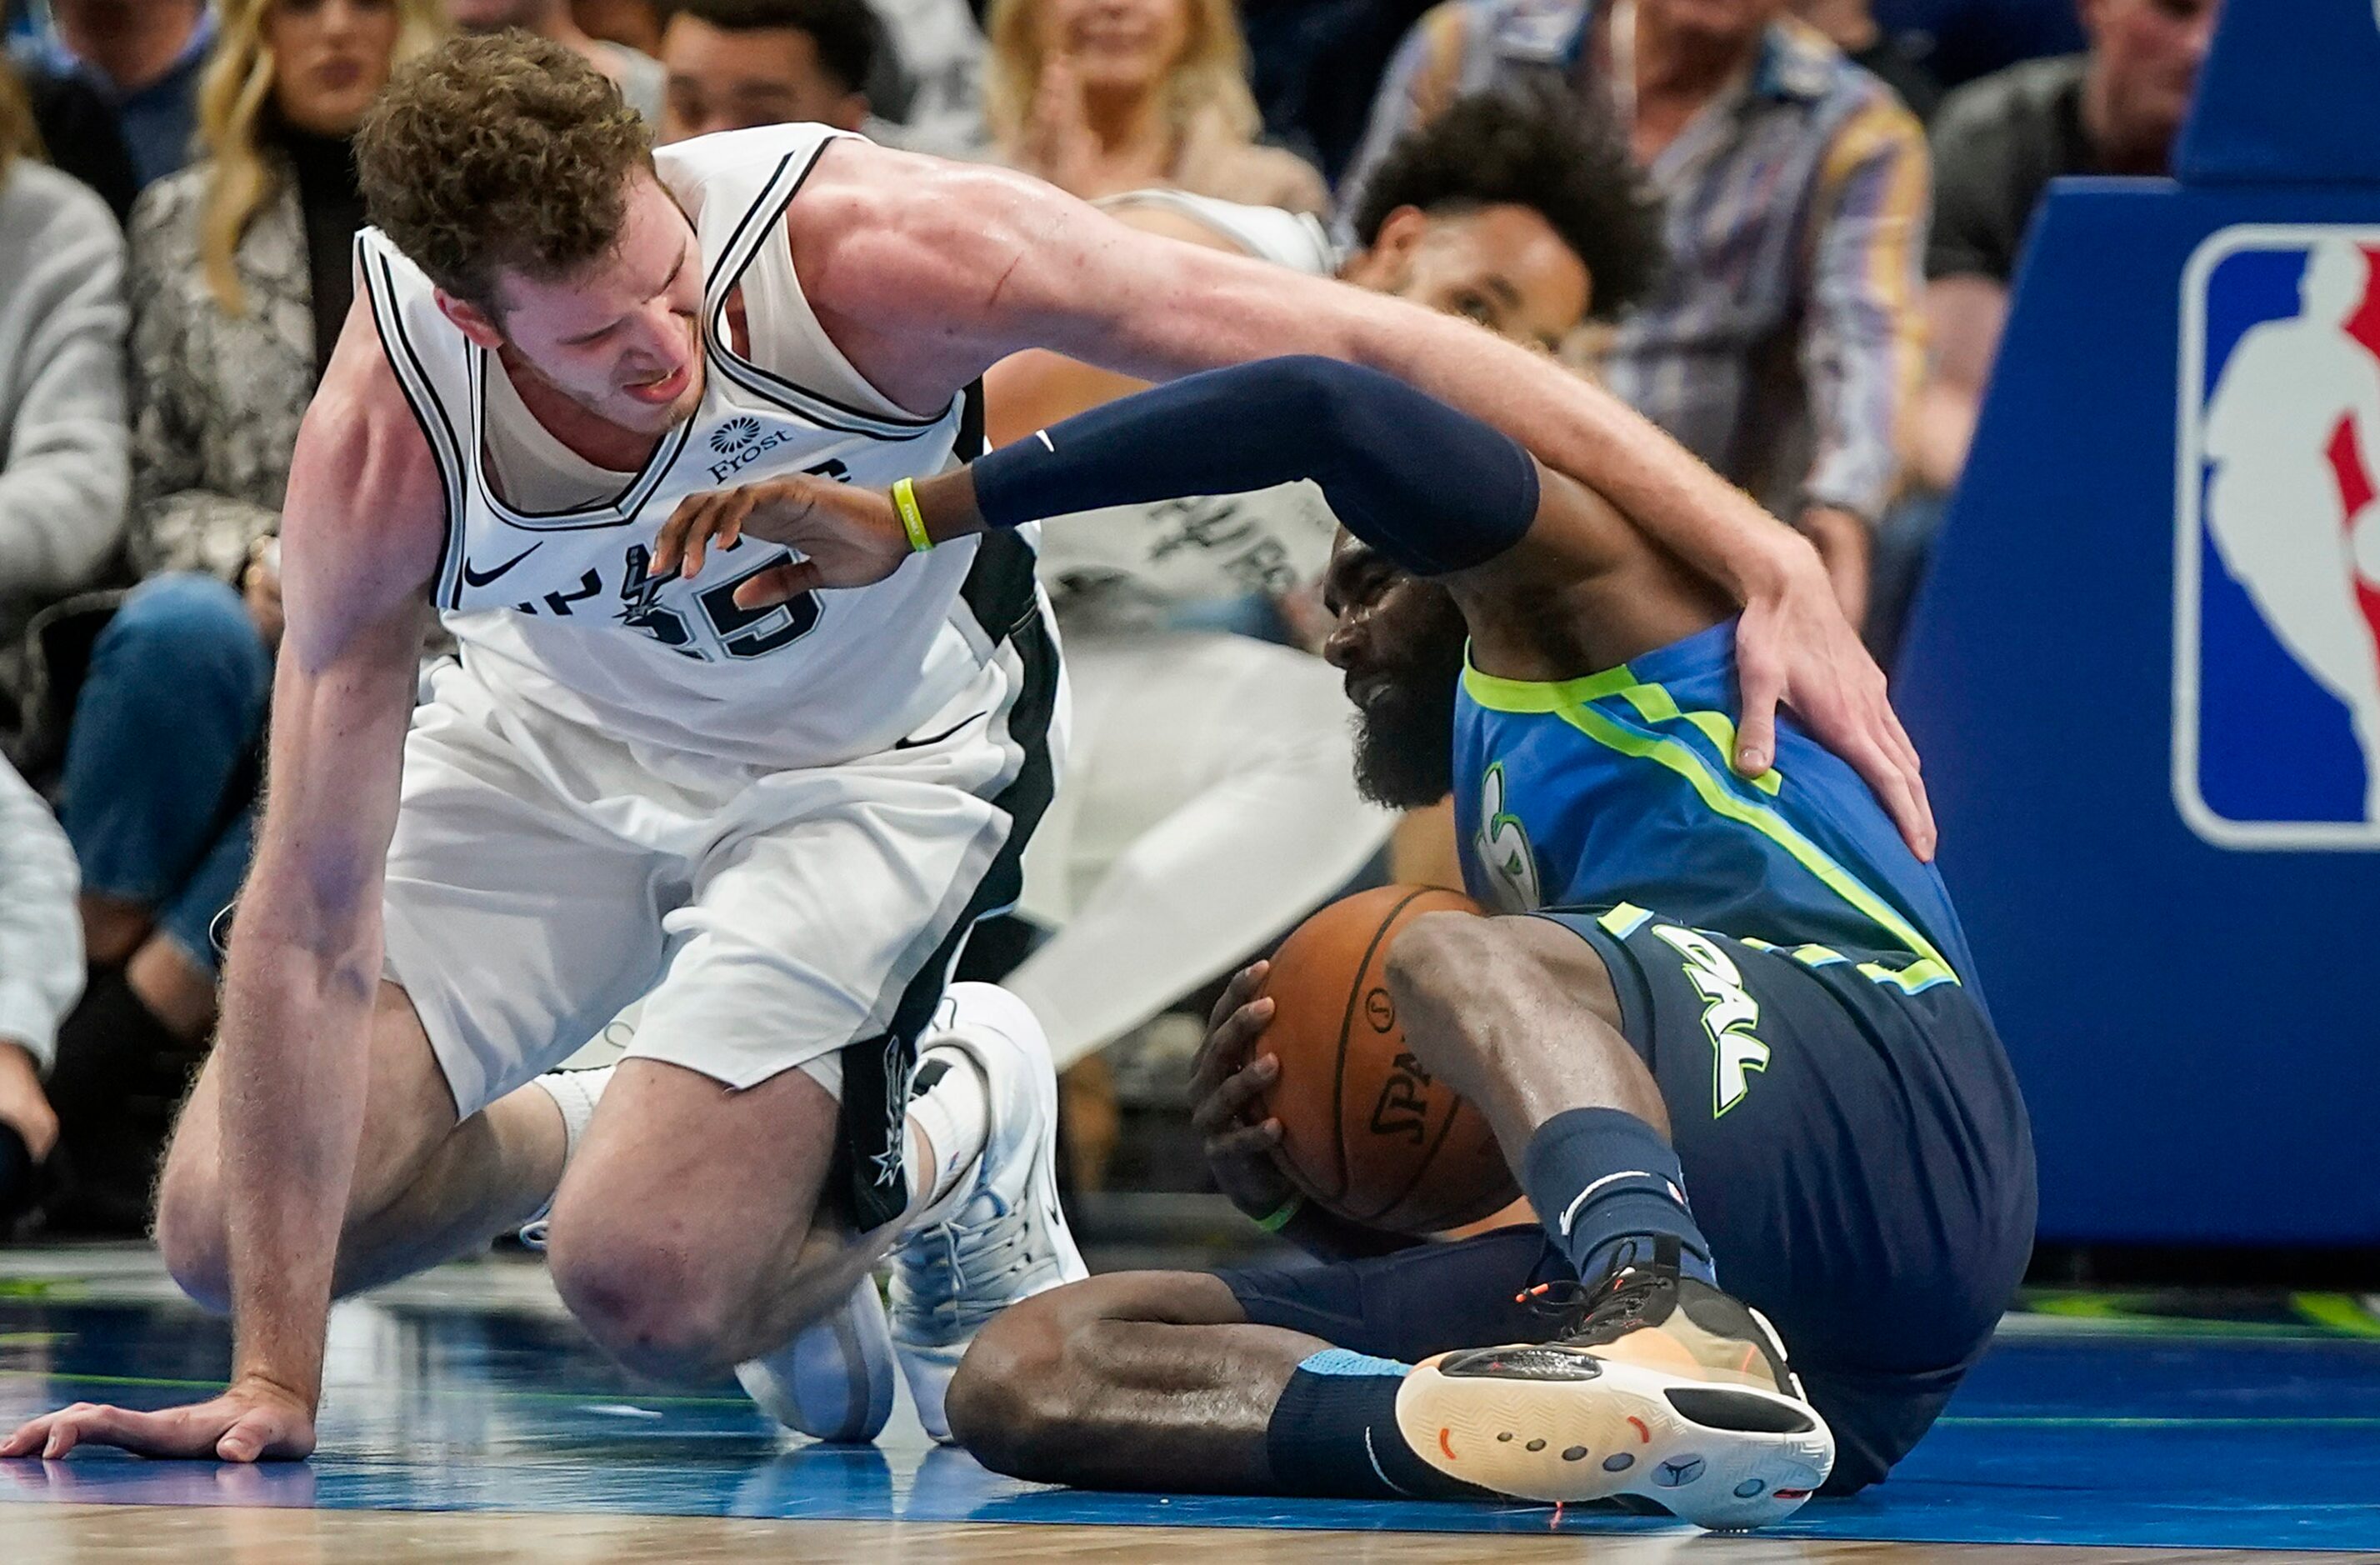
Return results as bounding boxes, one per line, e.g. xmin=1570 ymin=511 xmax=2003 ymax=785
xmin=1893 ymin=178 xmax=2380 ymax=1244
xmin=2177 ymin=0 xmax=2380 ymax=186
xmin=1294 ymin=1349 xmax=1411 ymax=1378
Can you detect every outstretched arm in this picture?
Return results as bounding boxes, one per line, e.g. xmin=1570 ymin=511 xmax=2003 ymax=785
xmin=2 ymin=298 xmax=442 ymax=1462
xmin=802 ymin=147 xmax=1932 ymax=855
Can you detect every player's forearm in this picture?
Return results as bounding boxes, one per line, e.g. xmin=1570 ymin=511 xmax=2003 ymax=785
xmin=924 ymin=358 xmax=1538 ymax=576
xmin=214 ymin=917 xmax=382 ymax=1404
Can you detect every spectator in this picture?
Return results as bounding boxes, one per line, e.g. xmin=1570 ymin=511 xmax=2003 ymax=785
xmin=32 ymin=0 xmax=212 ymax=190
xmin=1793 ymin=0 xmax=1939 ymax=119
xmin=449 ymin=0 xmax=668 ymax=122
xmin=1908 ymin=0 xmax=2218 ymax=496
xmin=660 ymin=0 xmax=879 ymax=139
xmin=0 ymin=52 xmax=127 ymax=708
xmin=574 ymin=0 xmax=667 ymax=54
xmin=986 ymin=0 xmax=1327 ymax=212
xmin=1342 ymin=0 xmax=1930 ymax=627
xmin=1242 ymin=0 xmax=1436 ymax=183
xmin=0 ymin=750 xmax=81 ymax=1233
xmin=33 ymin=0 xmax=438 ymax=1236
xmin=12 ymin=58 xmax=140 ymax=221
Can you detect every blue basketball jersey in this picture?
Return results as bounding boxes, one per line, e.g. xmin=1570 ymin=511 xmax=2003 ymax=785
xmin=1452 ymin=620 xmax=1980 ymax=998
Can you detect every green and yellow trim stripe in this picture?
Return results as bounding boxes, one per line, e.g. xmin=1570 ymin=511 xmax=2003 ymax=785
xmin=1464 ymin=660 xmax=1957 ymax=983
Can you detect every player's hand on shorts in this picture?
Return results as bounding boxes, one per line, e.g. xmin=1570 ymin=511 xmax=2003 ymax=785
xmin=650 ymin=472 xmax=912 ymax=604
xmin=1 ymin=1374 xmax=317 ymax=1462
xmin=1189 ymin=961 xmax=1298 ymax=1221
xmin=1735 ymin=537 xmax=1935 ymax=861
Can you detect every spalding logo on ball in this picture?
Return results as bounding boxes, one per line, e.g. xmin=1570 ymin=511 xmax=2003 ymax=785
xmin=1256 ymin=885 xmax=1521 ymax=1234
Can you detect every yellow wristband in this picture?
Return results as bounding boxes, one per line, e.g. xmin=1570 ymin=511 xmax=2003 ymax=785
xmin=892 ymin=477 xmax=932 ymax=553
xmin=1254 ymin=1194 xmax=1305 ymax=1233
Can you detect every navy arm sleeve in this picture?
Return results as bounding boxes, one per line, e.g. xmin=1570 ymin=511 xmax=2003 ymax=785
xmin=970 ymin=357 xmax=1541 ymax=576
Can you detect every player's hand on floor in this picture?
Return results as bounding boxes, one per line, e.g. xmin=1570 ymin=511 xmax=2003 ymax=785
xmin=649 ymin=472 xmax=912 ymax=603
xmin=1735 ymin=538 xmax=1936 ymax=862
xmin=1190 ymin=961 xmax=1298 ymax=1220
xmin=0 ymin=1376 xmax=317 ymax=1462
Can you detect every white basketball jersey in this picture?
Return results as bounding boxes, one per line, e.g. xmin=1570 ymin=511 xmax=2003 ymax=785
xmin=1034 ymin=192 xmax=1345 ymax=625
xmin=358 ymin=124 xmax=1004 ymax=769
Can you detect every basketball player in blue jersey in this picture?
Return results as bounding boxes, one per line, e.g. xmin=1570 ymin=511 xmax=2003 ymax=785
xmin=646 ymin=357 xmax=2036 ymax=1528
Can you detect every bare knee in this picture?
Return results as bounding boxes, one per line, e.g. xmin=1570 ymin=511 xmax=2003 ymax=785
xmin=545 ymin=1212 xmax=748 ymax=1382
xmin=947 ymin=1286 xmax=1078 ymax=1475
xmin=1382 ymin=911 xmax=1656 ymax=1136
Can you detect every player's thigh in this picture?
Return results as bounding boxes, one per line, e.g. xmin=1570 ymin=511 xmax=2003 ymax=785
xmin=628 ymin=750 xmax=1022 ymax=1231
xmin=542 ymin=1054 xmax=844 ymax=1323
xmin=379 ymin=683 xmax=674 ymax=1120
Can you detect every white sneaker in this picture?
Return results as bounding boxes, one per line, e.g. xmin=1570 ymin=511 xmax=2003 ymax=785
xmin=736 ymin=1278 xmax=898 ymax=1443
xmin=889 ymin=982 xmax=1087 ymax=1442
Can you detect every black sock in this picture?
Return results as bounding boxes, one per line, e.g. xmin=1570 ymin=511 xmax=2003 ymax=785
xmin=1264 ymin=1350 xmax=1492 ymax=1501
xmin=1520 ymin=1106 xmax=1717 ymax=1286
xmin=0 ymin=1124 xmax=36 ymax=1226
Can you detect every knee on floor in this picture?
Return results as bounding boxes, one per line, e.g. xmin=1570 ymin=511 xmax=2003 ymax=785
xmin=544 ymin=1218 xmax=745 ymax=1383
xmin=944 ymin=1294 xmax=1072 ymax=1474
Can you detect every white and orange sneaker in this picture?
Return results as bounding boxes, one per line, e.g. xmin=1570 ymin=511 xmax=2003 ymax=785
xmin=1392 ymin=1238 xmax=1834 ymax=1529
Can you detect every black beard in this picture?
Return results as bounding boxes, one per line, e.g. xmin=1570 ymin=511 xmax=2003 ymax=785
xmin=1349 ymin=607 xmax=1468 ymax=810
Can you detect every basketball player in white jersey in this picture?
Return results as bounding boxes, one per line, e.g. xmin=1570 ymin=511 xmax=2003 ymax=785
xmin=5 ymin=31 xmax=1932 ymax=1465
xmin=990 ymin=91 xmax=1666 ymax=1075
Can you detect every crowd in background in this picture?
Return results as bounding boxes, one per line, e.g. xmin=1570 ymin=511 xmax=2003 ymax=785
xmin=0 ymin=0 xmax=2218 ymax=1236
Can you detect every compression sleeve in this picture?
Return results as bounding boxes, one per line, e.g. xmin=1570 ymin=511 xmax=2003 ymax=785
xmin=969 ymin=357 xmax=1541 ymax=576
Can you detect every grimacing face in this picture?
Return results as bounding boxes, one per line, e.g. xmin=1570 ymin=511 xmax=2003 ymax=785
xmin=659 ymin=13 xmax=868 ymax=142
xmin=439 ymin=173 xmax=708 ymax=438
xmin=1320 ymin=535 xmax=1470 ymax=809
xmin=1342 ymin=204 xmax=1594 ymax=355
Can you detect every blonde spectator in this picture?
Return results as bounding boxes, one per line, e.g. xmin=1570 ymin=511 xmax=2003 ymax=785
xmin=32 ymin=0 xmax=441 ymax=1237
xmin=986 ymin=0 xmax=1326 ymax=212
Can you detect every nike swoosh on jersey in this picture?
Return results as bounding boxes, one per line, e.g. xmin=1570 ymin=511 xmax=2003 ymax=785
xmin=462 ymin=543 xmax=542 ymax=588
xmin=892 ymin=710 xmax=988 ymax=750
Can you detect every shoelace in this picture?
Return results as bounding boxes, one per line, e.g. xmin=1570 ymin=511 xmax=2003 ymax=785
xmin=895 ymin=1198 xmax=1042 ymax=1336
xmin=1515 ymin=1237 xmax=1683 ymax=1346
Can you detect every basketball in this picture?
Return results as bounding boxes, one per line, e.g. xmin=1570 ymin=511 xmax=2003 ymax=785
xmin=1254 ymin=886 xmax=1521 ymax=1235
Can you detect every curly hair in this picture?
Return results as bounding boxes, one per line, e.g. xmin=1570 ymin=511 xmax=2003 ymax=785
xmin=357 ymin=32 xmax=654 ymax=308
xmin=1352 ymin=86 xmax=1666 ymax=322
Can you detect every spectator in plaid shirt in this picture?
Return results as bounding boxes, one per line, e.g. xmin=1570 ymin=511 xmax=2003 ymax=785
xmin=1341 ymin=0 xmax=1928 ymax=629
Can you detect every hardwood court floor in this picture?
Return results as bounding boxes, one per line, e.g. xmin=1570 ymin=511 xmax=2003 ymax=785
xmin=3 ymin=1248 xmax=2378 ymax=1560
xmin=0 ymin=1504 xmax=2356 ymax=1562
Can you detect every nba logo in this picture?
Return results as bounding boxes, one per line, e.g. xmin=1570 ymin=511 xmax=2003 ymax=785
xmin=2176 ymin=225 xmax=2380 ymax=848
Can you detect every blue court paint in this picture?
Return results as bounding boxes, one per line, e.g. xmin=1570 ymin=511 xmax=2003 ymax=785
xmin=3 ymin=1278 xmax=2378 ymax=1549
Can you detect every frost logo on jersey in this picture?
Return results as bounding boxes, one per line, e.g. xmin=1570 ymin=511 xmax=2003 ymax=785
xmin=2178 ymin=228 xmax=2380 ymax=847
xmin=1472 ymin=762 xmax=1542 ymax=912
xmin=704 ymin=418 xmax=803 ymax=482
xmin=1649 ymin=925 xmax=1768 ymax=1117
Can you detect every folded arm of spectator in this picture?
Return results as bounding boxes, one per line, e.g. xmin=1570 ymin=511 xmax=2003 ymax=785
xmin=0 ymin=178 xmax=129 ymax=602
xmin=1795 ymin=92 xmax=1929 ymax=622
xmin=0 ymin=752 xmax=82 ymax=1148
xmin=124 ymin=197 xmax=282 ymax=582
